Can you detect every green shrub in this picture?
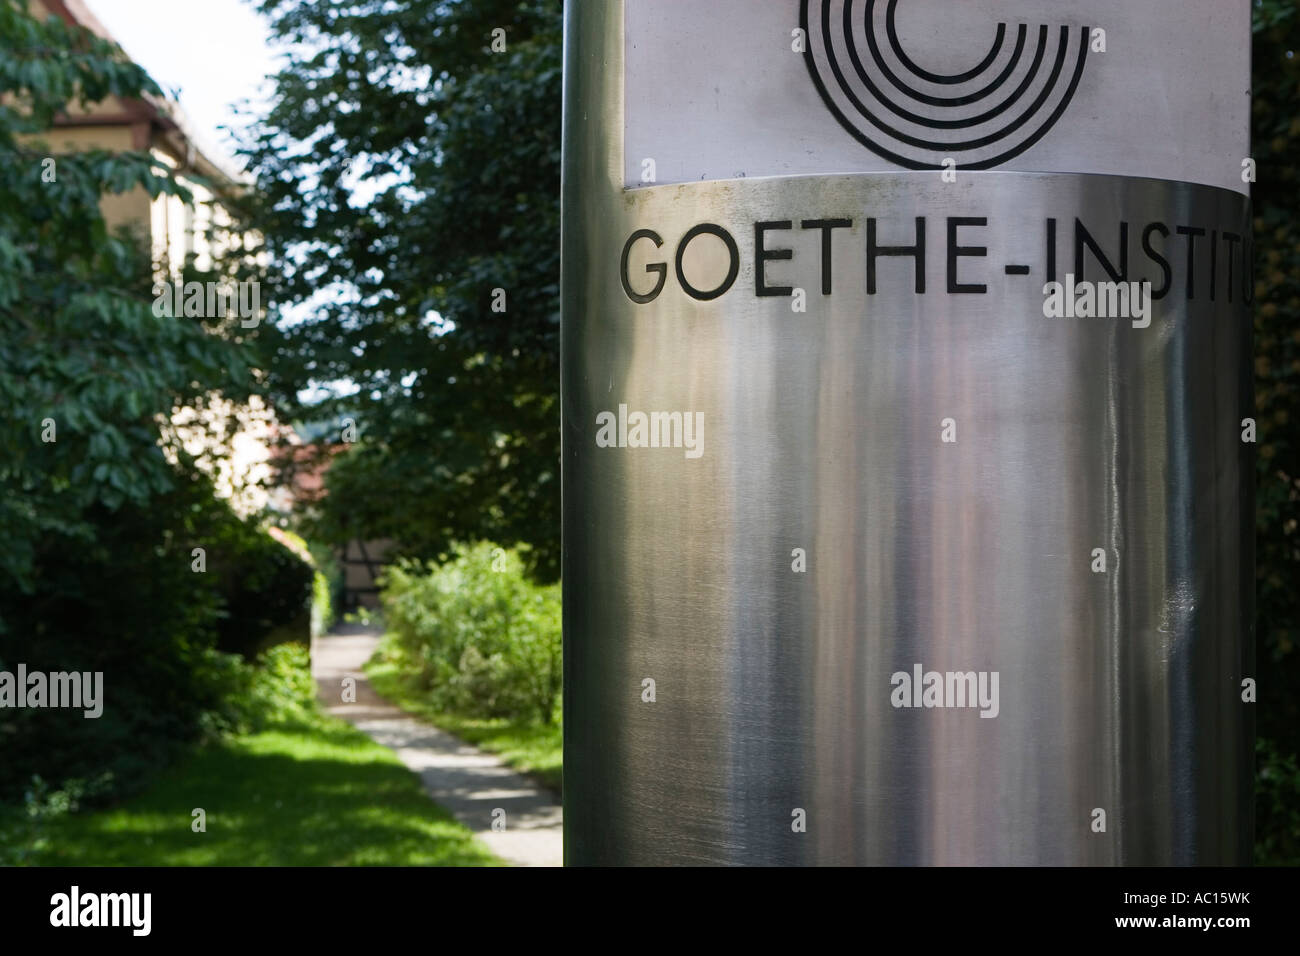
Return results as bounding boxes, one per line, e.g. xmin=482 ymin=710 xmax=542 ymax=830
xmin=208 ymin=521 xmax=314 ymax=659
xmin=1256 ymin=736 xmax=1300 ymax=865
xmin=198 ymin=643 xmax=318 ymax=737
xmin=379 ymin=542 xmax=561 ymax=723
xmin=308 ymin=540 xmax=345 ymax=631
xmin=0 ymin=470 xmax=224 ymax=805
xmin=312 ymin=570 xmax=334 ymax=637
xmin=0 ymin=465 xmax=314 ymax=807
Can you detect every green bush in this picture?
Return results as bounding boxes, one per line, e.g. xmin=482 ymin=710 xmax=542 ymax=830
xmin=305 ymin=537 xmax=343 ymax=637
xmin=208 ymin=520 xmax=314 ymax=659
xmin=312 ymin=570 xmax=334 ymax=637
xmin=379 ymin=542 xmax=561 ymax=724
xmin=0 ymin=466 xmax=314 ymax=807
xmin=1257 ymin=736 xmax=1300 ymax=866
xmin=198 ymin=643 xmax=318 ymax=738
xmin=1 ymin=470 xmax=223 ymax=805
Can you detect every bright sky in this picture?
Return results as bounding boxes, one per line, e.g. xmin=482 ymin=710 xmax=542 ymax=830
xmin=82 ymin=0 xmax=279 ymax=170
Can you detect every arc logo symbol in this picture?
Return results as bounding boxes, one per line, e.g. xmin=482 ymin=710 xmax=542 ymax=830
xmin=800 ymin=0 xmax=1091 ymax=170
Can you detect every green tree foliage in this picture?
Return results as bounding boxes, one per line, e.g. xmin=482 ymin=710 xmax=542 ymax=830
xmin=1251 ymin=0 xmax=1300 ymax=864
xmin=0 ymin=1 xmax=306 ymax=802
xmin=0 ymin=1 xmax=254 ymax=595
xmin=241 ymin=0 xmax=562 ymax=580
xmin=0 ymin=473 xmax=303 ymax=803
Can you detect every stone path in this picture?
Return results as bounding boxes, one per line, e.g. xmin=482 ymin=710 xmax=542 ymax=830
xmin=310 ymin=622 xmax=563 ymax=867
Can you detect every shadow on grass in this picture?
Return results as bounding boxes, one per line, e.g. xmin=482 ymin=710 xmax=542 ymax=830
xmin=28 ymin=716 xmax=500 ymax=867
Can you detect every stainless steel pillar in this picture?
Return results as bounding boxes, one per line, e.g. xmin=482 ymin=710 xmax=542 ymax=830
xmin=562 ymin=0 xmax=1253 ymax=865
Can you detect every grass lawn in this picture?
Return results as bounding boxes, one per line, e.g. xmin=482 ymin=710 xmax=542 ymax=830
xmin=19 ymin=711 xmax=500 ymax=866
xmin=365 ymin=657 xmax=562 ymax=795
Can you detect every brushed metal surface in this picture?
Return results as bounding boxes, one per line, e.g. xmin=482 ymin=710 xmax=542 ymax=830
xmin=562 ymin=1 xmax=1253 ymax=866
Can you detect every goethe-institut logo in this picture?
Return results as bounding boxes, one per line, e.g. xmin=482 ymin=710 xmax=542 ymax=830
xmin=801 ymin=0 xmax=1091 ymax=170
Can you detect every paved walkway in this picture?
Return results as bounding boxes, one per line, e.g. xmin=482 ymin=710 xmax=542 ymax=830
xmin=311 ymin=622 xmax=563 ymax=867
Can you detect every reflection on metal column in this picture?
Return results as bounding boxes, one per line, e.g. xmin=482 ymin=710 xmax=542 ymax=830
xmin=562 ymin=0 xmax=1253 ymax=865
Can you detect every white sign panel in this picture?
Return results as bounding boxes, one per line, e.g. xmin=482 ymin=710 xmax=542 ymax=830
xmin=625 ymin=0 xmax=1250 ymax=193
